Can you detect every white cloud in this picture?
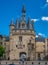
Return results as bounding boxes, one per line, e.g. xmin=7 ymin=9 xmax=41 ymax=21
xmin=41 ymin=17 xmax=48 ymax=21
xmin=31 ymin=19 xmax=39 ymax=22
xmin=36 ymin=33 xmax=46 ymax=38
xmin=46 ymin=0 xmax=48 ymax=3
xmin=38 ymin=33 xmax=44 ymax=36
xmin=36 ymin=35 xmax=38 ymax=37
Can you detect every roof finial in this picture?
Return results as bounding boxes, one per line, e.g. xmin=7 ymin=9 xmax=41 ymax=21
xmin=22 ymin=5 xmax=26 ymax=13
xmin=10 ymin=18 xmax=15 ymax=26
xmin=32 ymin=20 xmax=34 ymax=30
xmin=22 ymin=5 xmax=26 ymax=21
xmin=11 ymin=18 xmax=14 ymax=24
xmin=16 ymin=18 xmax=19 ymax=29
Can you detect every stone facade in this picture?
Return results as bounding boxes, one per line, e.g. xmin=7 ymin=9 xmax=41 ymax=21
xmin=35 ymin=36 xmax=45 ymax=60
xmin=45 ymin=38 xmax=48 ymax=55
xmin=9 ymin=6 xmax=36 ymax=60
xmin=0 ymin=35 xmax=10 ymax=60
xmin=0 ymin=6 xmax=48 ymax=61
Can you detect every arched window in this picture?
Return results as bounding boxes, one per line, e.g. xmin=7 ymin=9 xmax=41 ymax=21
xmin=19 ymin=36 xmax=22 ymax=42
xmin=32 ymin=44 xmax=34 ymax=50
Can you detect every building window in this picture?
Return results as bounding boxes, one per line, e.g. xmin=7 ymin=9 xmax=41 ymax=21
xmin=19 ymin=36 xmax=22 ymax=42
xmin=28 ymin=43 xmax=31 ymax=50
xmin=43 ymin=45 xmax=45 ymax=48
xmin=0 ymin=42 xmax=2 ymax=45
xmin=4 ymin=43 xmax=6 ymax=46
xmin=16 ymin=45 xmax=18 ymax=47
xmin=3 ymin=54 xmax=6 ymax=60
xmin=32 ymin=44 xmax=34 ymax=50
xmin=29 ymin=40 xmax=31 ymax=43
xmin=38 ymin=53 xmax=41 ymax=60
xmin=23 ymin=45 xmax=25 ymax=47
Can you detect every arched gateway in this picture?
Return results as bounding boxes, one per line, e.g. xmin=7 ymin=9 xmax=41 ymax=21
xmin=19 ymin=52 xmax=27 ymax=61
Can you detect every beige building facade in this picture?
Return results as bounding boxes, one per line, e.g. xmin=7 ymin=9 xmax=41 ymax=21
xmin=35 ymin=36 xmax=45 ymax=60
xmin=45 ymin=38 xmax=48 ymax=55
xmin=9 ymin=6 xmax=48 ymax=61
xmin=0 ymin=6 xmax=48 ymax=61
xmin=9 ymin=6 xmax=36 ymax=60
xmin=0 ymin=35 xmax=10 ymax=60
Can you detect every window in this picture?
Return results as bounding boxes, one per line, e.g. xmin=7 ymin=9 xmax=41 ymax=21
xmin=43 ymin=45 xmax=45 ymax=48
xmin=19 ymin=36 xmax=22 ymax=42
xmin=0 ymin=42 xmax=2 ymax=45
xmin=38 ymin=53 xmax=41 ymax=60
xmin=4 ymin=55 xmax=6 ymax=60
xmin=28 ymin=43 xmax=31 ymax=50
xmin=16 ymin=45 xmax=18 ymax=47
xmin=4 ymin=43 xmax=6 ymax=46
xmin=23 ymin=45 xmax=25 ymax=47
xmin=32 ymin=44 xmax=34 ymax=50
xmin=29 ymin=40 xmax=31 ymax=43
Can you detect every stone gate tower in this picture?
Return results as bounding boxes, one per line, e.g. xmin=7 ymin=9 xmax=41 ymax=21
xmin=9 ymin=6 xmax=36 ymax=60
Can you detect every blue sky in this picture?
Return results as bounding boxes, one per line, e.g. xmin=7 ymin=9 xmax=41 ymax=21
xmin=0 ymin=0 xmax=48 ymax=37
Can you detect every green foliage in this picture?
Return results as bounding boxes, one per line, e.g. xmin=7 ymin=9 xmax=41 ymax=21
xmin=0 ymin=45 xmax=5 ymax=57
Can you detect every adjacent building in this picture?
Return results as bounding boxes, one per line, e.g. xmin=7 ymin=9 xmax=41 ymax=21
xmin=35 ymin=35 xmax=45 ymax=60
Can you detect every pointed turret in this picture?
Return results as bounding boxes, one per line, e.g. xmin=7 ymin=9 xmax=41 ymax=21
xmin=27 ymin=17 xmax=30 ymax=29
xmin=16 ymin=18 xmax=19 ymax=29
xmin=20 ymin=5 xmax=27 ymax=29
xmin=27 ymin=17 xmax=32 ymax=30
xmin=10 ymin=19 xmax=15 ymax=26
xmin=10 ymin=19 xmax=15 ymax=34
xmin=22 ymin=5 xmax=26 ymax=21
xmin=22 ymin=5 xmax=26 ymax=13
xmin=32 ymin=20 xmax=34 ymax=30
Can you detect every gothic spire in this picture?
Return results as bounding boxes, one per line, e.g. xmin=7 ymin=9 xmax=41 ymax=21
xmin=32 ymin=20 xmax=34 ymax=30
xmin=22 ymin=5 xmax=26 ymax=13
xmin=16 ymin=18 xmax=19 ymax=29
xmin=22 ymin=5 xmax=26 ymax=21
xmin=10 ymin=19 xmax=15 ymax=26
xmin=27 ymin=17 xmax=31 ymax=29
xmin=28 ymin=17 xmax=30 ymax=23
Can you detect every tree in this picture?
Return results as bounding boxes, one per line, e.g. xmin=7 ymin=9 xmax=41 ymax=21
xmin=0 ymin=45 xmax=5 ymax=59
